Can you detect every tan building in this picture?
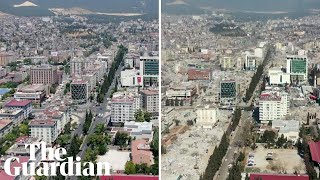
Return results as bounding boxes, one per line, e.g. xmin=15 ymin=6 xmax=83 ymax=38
xmin=140 ymin=89 xmax=159 ymax=114
xmin=30 ymin=65 xmax=58 ymax=85
xmin=0 ymin=53 xmax=15 ymax=66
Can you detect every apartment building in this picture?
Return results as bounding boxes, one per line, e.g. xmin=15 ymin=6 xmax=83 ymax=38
xmin=259 ymin=91 xmax=289 ymax=122
xmin=0 ymin=52 xmax=15 ymax=66
xmin=30 ymin=65 xmax=58 ymax=85
xmin=140 ymin=89 xmax=159 ymax=114
xmin=29 ymin=119 xmax=58 ymax=144
xmin=0 ymin=108 xmax=24 ymax=126
xmin=5 ymin=99 xmax=33 ymax=119
xmin=111 ymin=93 xmax=141 ymax=123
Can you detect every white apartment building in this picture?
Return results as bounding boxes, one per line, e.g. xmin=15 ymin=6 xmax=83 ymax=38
xmin=268 ymin=68 xmax=291 ymax=86
xmin=111 ymin=92 xmax=141 ymax=123
xmin=70 ymin=57 xmax=84 ymax=76
xmin=29 ymin=119 xmax=58 ymax=144
xmin=140 ymin=89 xmax=159 ymax=114
xmin=120 ymin=68 xmax=140 ymax=87
xmin=259 ymin=91 xmax=289 ymax=122
xmin=196 ymin=106 xmax=218 ymax=128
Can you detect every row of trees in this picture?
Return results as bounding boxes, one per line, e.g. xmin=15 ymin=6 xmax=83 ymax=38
xmin=200 ymin=133 xmax=229 ymax=180
xmin=150 ymin=128 xmax=159 ymax=175
xmin=244 ymin=47 xmax=272 ymax=102
xmin=87 ymin=124 xmax=111 ymax=155
xmin=227 ymin=152 xmax=245 ymax=180
xmin=97 ymin=45 xmax=128 ymax=103
xmin=124 ymin=161 xmax=158 ymax=175
xmin=83 ymin=110 xmax=93 ymax=135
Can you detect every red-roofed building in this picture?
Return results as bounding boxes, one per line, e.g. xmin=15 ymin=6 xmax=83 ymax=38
xmin=5 ymin=99 xmax=32 ymax=119
xmin=309 ymin=141 xmax=320 ymax=163
xmin=187 ymin=69 xmax=211 ymax=81
xmin=131 ymin=139 xmax=153 ymax=166
xmin=250 ymin=173 xmax=309 ymax=180
xmin=100 ymin=175 xmax=158 ymax=180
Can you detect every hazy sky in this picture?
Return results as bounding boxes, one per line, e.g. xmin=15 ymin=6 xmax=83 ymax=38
xmin=164 ymin=0 xmax=320 ymax=12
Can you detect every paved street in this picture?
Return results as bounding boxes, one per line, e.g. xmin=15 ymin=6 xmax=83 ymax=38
xmin=68 ymin=63 xmax=123 ymax=180
xmin=214 ymin=111 xmax=251 ymax=180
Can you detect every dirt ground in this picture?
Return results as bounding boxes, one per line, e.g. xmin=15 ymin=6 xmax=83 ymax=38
xmin=245 ymin=144 xmax=306 ymax=174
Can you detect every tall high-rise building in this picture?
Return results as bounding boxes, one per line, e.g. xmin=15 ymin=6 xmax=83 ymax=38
xmin=70 ymin=79 xmax=89 ymax=104
xmin=220 ymin=80 xmax=237 ymax=106
xmin=139 ymin=56 xmax=159 ymax=87
xmin=259 ymin=91 xmax=289 ymax=122
xmin=30 ymin=65 xmax=58 ymax=85
xmin=286 ymin=55 xmax=308 ymax=82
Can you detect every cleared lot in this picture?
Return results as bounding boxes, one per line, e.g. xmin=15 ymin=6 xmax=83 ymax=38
xmin=246 ymin=144 xmax=306 ymax=174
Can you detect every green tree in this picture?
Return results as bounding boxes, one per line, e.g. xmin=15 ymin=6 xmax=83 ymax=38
xmin=261 ymin=130 xmax=276 ymax=144
xmin=56 ymin=134 xmax=71 ymax=146
xmin=95 ymin=124 xmax=106 ymax=134
xmin=19 ymin=123 xmax=29 ymax=135
xmin=23 ymin=58 xmax=32 ymax=65
xmin=144 ymin=111 xmax=152 ymax=122
xmin=124 ymin=161 xmax=136 ymax=174
xmin=114 ymin=131 xmax=129 ymax=148
xmin=135 ymin=163 xmax=150 ymax=174
xmin=134 ymin=109 xmax=144 ymax=122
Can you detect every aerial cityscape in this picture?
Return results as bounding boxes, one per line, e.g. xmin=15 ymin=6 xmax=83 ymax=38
xmin=3 ymin=0 xmax=320 ymax=180
xmin=0 ymin=0 xmax=159 ymax=180
xmin=161 ymin=1 xmax=320 ymax=180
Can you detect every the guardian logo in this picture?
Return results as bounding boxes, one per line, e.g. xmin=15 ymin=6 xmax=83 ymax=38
xmin=3 ymin=142 xmax=110 ymax=176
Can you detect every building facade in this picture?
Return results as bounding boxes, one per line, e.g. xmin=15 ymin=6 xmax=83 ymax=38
xmin=139 ymin=56 xmax=159 ymax=87
xmin=29 ymin=119 xmax=58 ymax=144
xmin=70 ymin=79 xmax=89 ymax=104
xmin=259 ymin=91 xmax=289 ymax=122
xmin=30 ymin=65 xmax=58 ymax=85
xmin=286 ymin=55 xmax=308 ymax=82
xmin=220 ymin=80 xmax=237 ymax=106
xmin=140 ymin=90 xmax=159 ymax=114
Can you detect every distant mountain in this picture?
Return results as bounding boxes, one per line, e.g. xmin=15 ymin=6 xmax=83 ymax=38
xmin=163 ymin=0 xmax=320 ymax=14
xmin=0 ymin=0 xmax=158 ymax=16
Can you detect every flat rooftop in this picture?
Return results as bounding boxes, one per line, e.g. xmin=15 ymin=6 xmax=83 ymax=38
xmin=96 ymin=150 xmax=130 ymax=171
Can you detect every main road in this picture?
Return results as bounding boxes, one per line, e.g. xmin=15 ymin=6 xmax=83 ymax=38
xmin=68 ymin=63 xmax=123 ymax=180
